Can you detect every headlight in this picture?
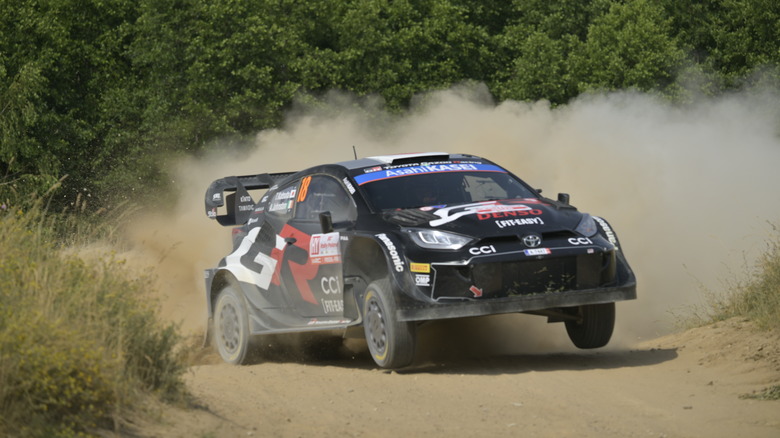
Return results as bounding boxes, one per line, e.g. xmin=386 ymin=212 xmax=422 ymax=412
xmin=574 ymin=213 xmax=598 ymax=237
xmin=405 ymin=229 xmax=474 ymax=250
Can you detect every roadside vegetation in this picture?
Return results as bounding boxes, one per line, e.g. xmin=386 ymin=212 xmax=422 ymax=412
xmin=0 ymin=195 xmax=187 ymax=437
xmin=707 ymin=231 xmax=780 ymax=332
xmin=687 ymin=226 xmax=780 ymax=400
xmin=688 ymin=226 xmax=780 ymax=332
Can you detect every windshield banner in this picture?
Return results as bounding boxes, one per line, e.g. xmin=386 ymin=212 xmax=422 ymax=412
xmin=354 ymin=163 xmax=505 ymax=185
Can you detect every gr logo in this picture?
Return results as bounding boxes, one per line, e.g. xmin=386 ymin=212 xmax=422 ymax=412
xmin=320 ymin=276 xmax=340 ymax=294
xmin=568 ymin=237 xmax=593 ymax=245
xmin=469 ymin=245 xmax=496 ymax=255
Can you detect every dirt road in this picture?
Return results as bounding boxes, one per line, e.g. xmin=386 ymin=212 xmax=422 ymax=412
xmin=129 ymin=317 xmax=779 ymax=438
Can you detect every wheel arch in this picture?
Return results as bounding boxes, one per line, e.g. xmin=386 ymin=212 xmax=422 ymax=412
xmin=341 ymin=236 xmax=391 ymax=321
xmin=205 ymin=266 xmax=272 ymax=342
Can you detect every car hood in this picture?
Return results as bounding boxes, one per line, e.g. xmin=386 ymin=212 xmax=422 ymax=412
xmin=382 ymin=198 xmax=584 ymax=237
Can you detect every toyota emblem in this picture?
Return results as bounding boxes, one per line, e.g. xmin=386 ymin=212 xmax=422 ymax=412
xmin=522 ymin=234 xmax=541 ymax=248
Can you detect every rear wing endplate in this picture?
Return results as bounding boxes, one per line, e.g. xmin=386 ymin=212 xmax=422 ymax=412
xmin=205 ymin=172 xmax=295 ymax=226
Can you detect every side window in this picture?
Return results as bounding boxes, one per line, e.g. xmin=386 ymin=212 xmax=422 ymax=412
xmin=265 ymin=182 xmax=299 ymax=221
xmin=294 ymin=175 xmax=357 ymax=224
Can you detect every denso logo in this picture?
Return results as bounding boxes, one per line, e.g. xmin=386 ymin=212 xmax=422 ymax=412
xmin=469 ymin=245 xmax=496 ymax=255
xmin=429 ymin=200 xmax=545 ymax=227
xmin=476 ymin=204 xmax=543 ymax=220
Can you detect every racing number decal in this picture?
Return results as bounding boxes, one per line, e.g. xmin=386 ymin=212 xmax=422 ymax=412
xmin=297 ymin=176 xmax=312 ymax=202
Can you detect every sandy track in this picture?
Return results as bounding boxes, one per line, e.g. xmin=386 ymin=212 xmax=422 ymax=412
xmin=127 ymin=318 xmax=779 ymax=438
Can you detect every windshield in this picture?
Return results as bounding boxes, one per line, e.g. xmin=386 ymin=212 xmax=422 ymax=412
xmin=356 ymin=167 xmax=537 ymax=211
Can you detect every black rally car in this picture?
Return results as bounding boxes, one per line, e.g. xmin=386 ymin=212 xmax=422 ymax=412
xmin=203 ymin=152 xmax=636 ymax=368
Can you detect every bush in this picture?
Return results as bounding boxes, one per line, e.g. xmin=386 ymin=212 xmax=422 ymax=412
xmin=0 ymin=202 xmax=186 ymax=437
xmin=697 ymin=227 xmax=780 ymax=331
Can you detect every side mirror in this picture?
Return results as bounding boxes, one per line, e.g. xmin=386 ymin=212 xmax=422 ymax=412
xmin=319 ymin=211 xmax=334 ymax=233
xmin=557 ymin=193 xmax=570 ymax=205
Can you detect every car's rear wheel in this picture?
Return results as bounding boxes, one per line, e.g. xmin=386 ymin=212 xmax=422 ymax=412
xmin=564 ymin=302 xmax=615 ymax=349
xmin=213 ymin=285 xmax=252 ymax=365
xmin=363 ymin=279 xmax=416 ymax=369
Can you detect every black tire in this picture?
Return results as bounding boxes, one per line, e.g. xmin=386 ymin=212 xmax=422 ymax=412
xmin=363 ymin=279 xmax=416 ymax=369
xmin=564 ymin=302 xmax=615 ymax=349
xmin=213 ymin=285 xmax=252 ymax=365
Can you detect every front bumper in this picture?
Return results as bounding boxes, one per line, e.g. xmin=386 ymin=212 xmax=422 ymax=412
xmin=396 ymin=245 xmax=636 ymax=322
xmin=395 ymin=281 xmax=636 ymax=321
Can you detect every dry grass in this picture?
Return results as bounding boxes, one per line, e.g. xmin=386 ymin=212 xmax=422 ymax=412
xmin=0 ymin=200 xmax=187 ymax=437
xmin=684 ymin=225 xmax=780 ymax=400
xmin=690 ymin=227 xmax=780 ymax=332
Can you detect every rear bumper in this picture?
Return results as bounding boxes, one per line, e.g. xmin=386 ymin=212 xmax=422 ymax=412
xmin=396 ymin=281 xmax=636 ymax=322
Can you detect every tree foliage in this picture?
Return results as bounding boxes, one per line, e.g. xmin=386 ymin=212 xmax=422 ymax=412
xmin=1 ymin=0 xmax=777 ymax=205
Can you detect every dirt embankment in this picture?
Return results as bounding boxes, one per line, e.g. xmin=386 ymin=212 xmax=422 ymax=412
xmin=124 ymin=317 xmax=779 ymax=438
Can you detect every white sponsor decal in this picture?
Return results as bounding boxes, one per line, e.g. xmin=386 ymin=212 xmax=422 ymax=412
xmin=321 ymin=299 xmax=344 ymax=314
xmin=376 ymin=233 xmax=404 ymax=272
xmin=383 ymin=163 xmax=478 ymax=177
xmin=415 ymin=274 xmax=431 ymax=287
xmin=307 ymin=318 xmax=351 ymax=326
xmin=343 ymin=177 xmax=356 ymax=194
xmin=309 ymin=232 xmax=341 ymax=264
xmin=212 ymin=193 xmax=222 ymax=201
xmin=593 ymin=216 xmax=619 ymax=250
xmin=568 ymin=237 xmax=593 ymax=245
xmin=495 ymin=217 xmax=544 ymax=228
xmin=320 ymin=276 xmax=340 ymax=294
xmin=430 ymin=201 xmax=542 ymax=227
xmin=468 ymin=245 xmax=496 ymax=255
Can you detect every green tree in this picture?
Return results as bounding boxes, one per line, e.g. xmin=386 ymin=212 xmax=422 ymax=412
xmin=494 ymin=31 xmax=576 ymax=104
xmin=710 ymin=0 xmax=780 ymax=84
xmin=329 ymin=0 xmax=492 ymax=109
xmin=492 ymin=0 xmax=611 ymax=104
xmin=0 ymin=0 xmax=139 ymax=203
xmin=570 ymin=0 xmax=685 ymax=94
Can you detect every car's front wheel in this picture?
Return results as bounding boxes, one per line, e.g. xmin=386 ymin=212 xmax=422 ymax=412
xmin=213 ymin=285 xmax=252 ymax=365
xmin=363 ymin=279 xmax=416 ymax=369
xmin=564 ymin=302 xmax=615 ymax=349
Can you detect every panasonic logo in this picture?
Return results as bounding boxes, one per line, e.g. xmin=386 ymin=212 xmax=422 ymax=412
xmin=593 ymin=216 xmax=619 ymax=250
xmin=376 ymin=233 xmax=404 ymax=272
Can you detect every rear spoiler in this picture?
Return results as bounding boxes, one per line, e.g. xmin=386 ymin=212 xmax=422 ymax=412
xmin=205 ymin=172 xmax=295 ymax=226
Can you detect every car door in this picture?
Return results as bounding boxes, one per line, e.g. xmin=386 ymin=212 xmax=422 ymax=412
xmin=280 ymin=174 xmax=357 ymax=319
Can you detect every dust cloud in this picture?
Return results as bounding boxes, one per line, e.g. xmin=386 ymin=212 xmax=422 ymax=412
xmin=124 ymin=83 xmax=780 ymax=355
